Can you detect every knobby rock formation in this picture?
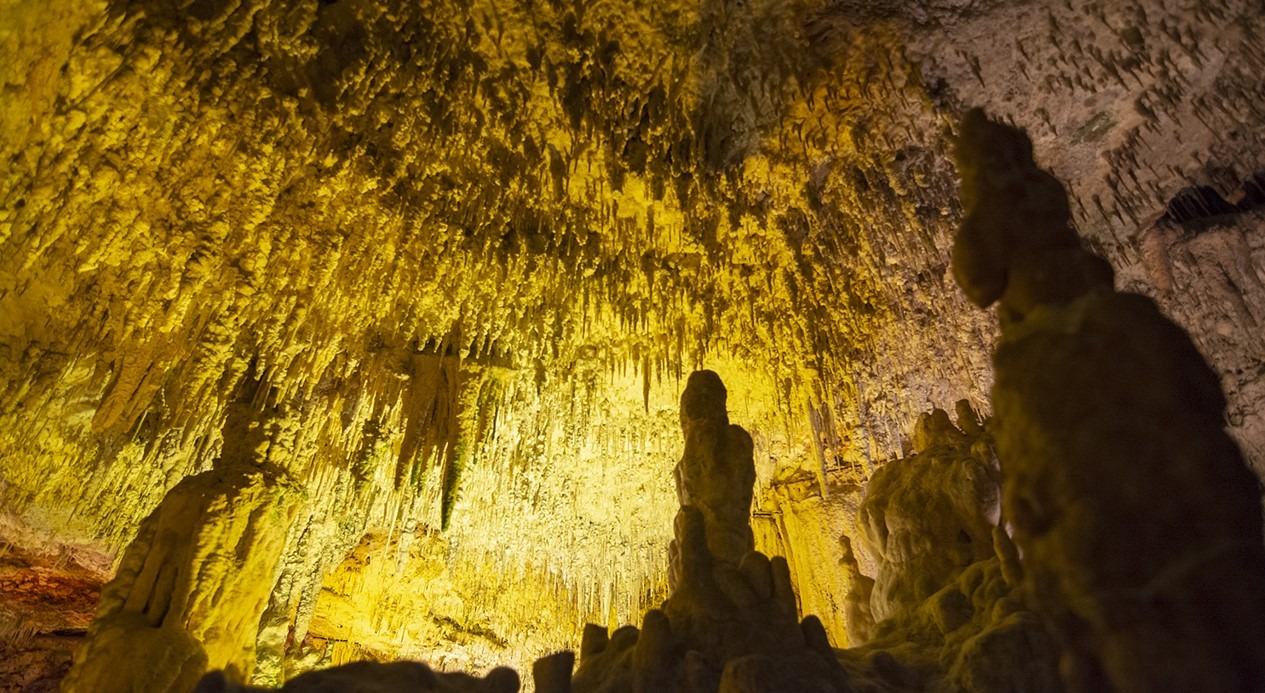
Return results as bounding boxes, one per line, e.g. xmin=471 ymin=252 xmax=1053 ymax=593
xmin=954 ymin=109 xmax=1265 ymax=692
xmin=5 ymin=3 xmax=1265 ymax=683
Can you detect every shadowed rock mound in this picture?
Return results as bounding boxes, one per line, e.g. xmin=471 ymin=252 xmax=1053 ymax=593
xmin=954 ymin=108 xmax=1265 ymax=692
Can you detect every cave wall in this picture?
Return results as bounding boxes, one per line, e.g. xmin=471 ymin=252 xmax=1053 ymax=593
xmin=2 ymin=0 xmax=1264 ymax=682
xmin=910 ymin=0 xmax=1265 ymax=470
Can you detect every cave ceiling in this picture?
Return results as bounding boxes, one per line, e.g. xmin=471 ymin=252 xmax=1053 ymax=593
xmin=2 ymin=0 xmax=1265 ymax=677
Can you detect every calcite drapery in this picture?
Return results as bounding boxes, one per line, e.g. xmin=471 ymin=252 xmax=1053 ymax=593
xmin=192 ymin=370 xmax=850 ymax=692
xmin=6 ymin=2 xmax=1265 ymax=681
xmin=954 ymin=109 xmax=1265 ymax=692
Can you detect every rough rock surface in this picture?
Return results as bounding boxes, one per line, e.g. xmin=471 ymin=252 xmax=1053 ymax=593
xmin=3 ymin=0 xmax=1265 ymax=683
xmin=63 ymin=392 xmax=302 ymax=691
xmin=955 ymin=111 xmax=1265 ymax=692
xmin=205 ymin=379 xmax=1064 ymax=693
xmin=671 ymin=371 xmax=756 ymax=581
xmin=564 ymin=372 xmax=855 ymax=693
xmin=555 ymin=380 xmax=1060 ymax=693
xmin=858 ymin=408 xmax=1001 ymax=622
xmin=844 ymin=406 xmax=1061 ymax=693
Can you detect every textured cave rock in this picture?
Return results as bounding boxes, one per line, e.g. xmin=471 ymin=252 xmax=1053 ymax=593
xmin=0 ymin=537 xmax=103 ymax=689
xmin=554 ymin=378 xmax=1060 ymax=693
xmin=61 ymin=460 xmax=300 ymax=692
xmin=842 ymin=406 xmax=1061 ymax=693
xmin=172 ymin=374 xmax=1072 ymax=693
xmin=838 ymin=535 xmax=876 ymax=648
xmin=62 ymin=391 xmax=303 ymax=692
xmin=859 ymin=407 xmax=1000 ymax=623
xmin=954 ymin=111 xmax=1265 ymax=692
xmin=3 ymin=0 xmax=1265 ymax=685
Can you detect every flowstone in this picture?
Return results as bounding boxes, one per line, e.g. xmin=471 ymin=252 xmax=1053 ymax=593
xmin=954 ymin=109 xmax=1265 ymax=692
xmin=859 ymin=408 xmax=1001 ymax=623
xmin=64 ymin=388 xmax=302 ymax=693
xmin=848 ymin=405 xmax=1061 ymax=693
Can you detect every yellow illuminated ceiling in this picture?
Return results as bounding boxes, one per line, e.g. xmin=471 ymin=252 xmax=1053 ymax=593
xmin=1 ymin=0 xmax=992 ymax=542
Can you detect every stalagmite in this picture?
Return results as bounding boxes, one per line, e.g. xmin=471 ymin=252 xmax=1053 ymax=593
xmin=858 ymin=408 xmax=1002 ymax=622
xmin=670 ymin=370 xmax=756 ymax=583
xmin=570 ymin=369 xmax=851 ymax=693
xmin=60 ymin=462 xmax=300 ymax=692
xmin=838 ymin=535 xmax=875 ymax=647
xmin=953 ymin=108 xmax=1265 ymax=692
xmin=844 ymin=405 xmax=1062 ymax=693
xmin=63 ymin=390 xmax=302 ymax=692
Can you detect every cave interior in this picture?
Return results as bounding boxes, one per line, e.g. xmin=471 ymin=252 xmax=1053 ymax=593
xmin=2 ymin=0 xmax=1265 ymax=691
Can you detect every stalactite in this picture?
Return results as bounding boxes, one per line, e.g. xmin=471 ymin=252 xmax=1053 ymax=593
xmin=3 ymin=0 xmax=1265 ymax=686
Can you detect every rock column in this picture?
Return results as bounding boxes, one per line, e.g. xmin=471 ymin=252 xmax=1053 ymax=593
xmin=670 ymin=370 xmax=756 ymax=587
xmin=953 ymin=108 xmax=1265 ymax=692
xmin=63 ymin=388 xmax=301 ymax=692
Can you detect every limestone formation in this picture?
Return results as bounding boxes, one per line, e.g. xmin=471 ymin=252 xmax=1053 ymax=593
xmin=953 ymin=109 xmax=1115 ymax=324
xmin=62 ymin=389 xmax=302 ymax=692
xmin=858 ymin=407 xmax=1002 ymax=622
xmin=188 ymin=371 xmax=850 ymax=693
xmin=671 ymin=371 xmax=756 ymax=582
xmin=60 ymin=461 xmax=299 ymax=692
xmin=954 ymin=110 xmax=1265 ymax=691
xmin=223 ymin=383 xmax=1061 ymax=693
xmin=558 ymin=381 xmax=1058 ymax=693
xmin=3 ymin=0 xmax=1265 ymax=685
xmin=843 ymin=406 xmax=1061 ymax=693
xmin=838 ymin=535 xmax=875 ymax=648
xmin=570 ymin=370 xmax=851 ymax=693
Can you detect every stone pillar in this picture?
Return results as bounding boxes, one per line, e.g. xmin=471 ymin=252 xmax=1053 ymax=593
xmin=63 ymin=383 xmax=302 ymax=693
xmin=952 ymin=108 xmax=1265 ymax=692
xmin=671 ymin=369 xmax=755 ymax=587
xmin=570 ymin=370 xmax=851 ymax=693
